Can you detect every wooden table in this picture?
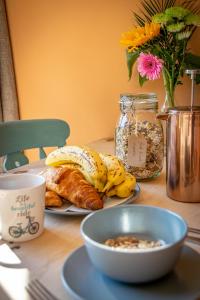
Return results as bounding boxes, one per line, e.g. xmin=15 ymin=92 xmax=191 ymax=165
xmin=0 ymin=138 xmax=200 ymax=300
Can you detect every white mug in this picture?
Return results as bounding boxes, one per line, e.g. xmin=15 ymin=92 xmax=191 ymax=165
xmin=0 ymin=174 xmax=46 ymax=242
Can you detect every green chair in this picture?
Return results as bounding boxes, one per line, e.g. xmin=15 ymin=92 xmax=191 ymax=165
xmin=0 ymin=119 xmax=70 ymax=171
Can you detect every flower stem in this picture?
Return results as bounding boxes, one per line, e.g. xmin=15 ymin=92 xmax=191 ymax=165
xmin=162 ymin=68 xmax=175 ymax=109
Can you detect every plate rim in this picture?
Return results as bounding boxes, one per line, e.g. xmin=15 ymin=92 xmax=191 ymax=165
xmin=45 ymin=183 xmax=140 ymax=216
xmin=61 ymin=246 xmax=85 ymax=300
xmin=61 ymin=244 xmax=200 ymax=300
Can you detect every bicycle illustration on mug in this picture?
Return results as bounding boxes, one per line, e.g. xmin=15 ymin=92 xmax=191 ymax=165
xmin=9 ymin=215 xmax=39 ymax=238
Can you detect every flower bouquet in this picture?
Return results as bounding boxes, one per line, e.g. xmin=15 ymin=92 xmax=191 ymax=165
xmin=120 ymin=0 xmax=200 ymax=110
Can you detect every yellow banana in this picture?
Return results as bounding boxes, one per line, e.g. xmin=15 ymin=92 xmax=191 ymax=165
xmin=99 ymin=153 xmax=126 ymax=192
xmin=59 ymin=162 xmax=92 ymax=183
xmin=59 ymin=161 xmax=106 ymax=192
xmin=106 ymin=172 xmax=136 ymax=198
xmin=45 ymin=146 xmax=107 ymax=192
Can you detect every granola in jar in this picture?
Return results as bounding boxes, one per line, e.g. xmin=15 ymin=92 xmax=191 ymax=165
xmin=115 ymin=93 xmax=164 ymax=180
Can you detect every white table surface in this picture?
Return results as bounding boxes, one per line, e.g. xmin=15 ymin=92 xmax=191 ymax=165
xmin=0 ymin=138 xmax=200 ymax=300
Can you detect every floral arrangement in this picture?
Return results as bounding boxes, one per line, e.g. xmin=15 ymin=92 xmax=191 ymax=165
xmin=120 ymin=1 xmax=200 ymax=109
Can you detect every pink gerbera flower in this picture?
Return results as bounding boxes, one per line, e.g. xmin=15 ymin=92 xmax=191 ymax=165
xmin=137 ymin=53 xmax=163 ymax=80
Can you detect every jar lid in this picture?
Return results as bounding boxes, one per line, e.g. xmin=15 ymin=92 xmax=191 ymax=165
xmin=120 ymin=93 xmax=158 ymax=109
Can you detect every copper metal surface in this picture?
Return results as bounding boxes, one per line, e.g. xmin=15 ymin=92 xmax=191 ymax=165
xmin=166 ymin=108 xmax=200 ymax=202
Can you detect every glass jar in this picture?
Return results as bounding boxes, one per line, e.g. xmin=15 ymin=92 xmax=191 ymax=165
xmin=115 ymin=93 xmax=164 ymax=180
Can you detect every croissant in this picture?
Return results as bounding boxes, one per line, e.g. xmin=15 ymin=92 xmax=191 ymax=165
xmin=45 ymin=190 xmax=63 ymax=207
xmin=43 ymin=167 xmax=103 ymax=210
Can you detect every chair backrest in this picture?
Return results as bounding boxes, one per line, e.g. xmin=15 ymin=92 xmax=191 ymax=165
xmin=0 ymin=119 xmax=70 ymax=171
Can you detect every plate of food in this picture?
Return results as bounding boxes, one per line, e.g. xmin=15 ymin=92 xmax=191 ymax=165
xmin=41 ymin=145 xmax=140 ymax=216
xmin=44 ymin=184 xmax=140 ymax=216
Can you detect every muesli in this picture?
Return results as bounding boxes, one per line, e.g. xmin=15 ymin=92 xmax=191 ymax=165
xmin=104 ymin=235 xmax=163 ymax=250
xmin=115 ymin=120 xmax=164 ymax=180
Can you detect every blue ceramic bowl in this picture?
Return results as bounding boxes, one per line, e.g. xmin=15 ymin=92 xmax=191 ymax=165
xmin=81 ymin=205 xmax=187 ymax=283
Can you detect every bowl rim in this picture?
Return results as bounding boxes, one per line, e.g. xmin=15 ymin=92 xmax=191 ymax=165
xmin=80 ymin=204 xmax=188 ymax=254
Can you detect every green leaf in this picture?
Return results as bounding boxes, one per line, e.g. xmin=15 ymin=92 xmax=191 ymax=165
xmin=134 ymin=0 xmax=176 ymax=25
xmin=139 ymin=74 xmax=148 ymax=86
xmin=184 ymin=52 xmax=200 ymax=84
xmin=126 ymin=51 xmax=140 ymax=80
xmin=181 ymin=0 xmax=200 ymax=14
xmin=151 ymin=0 xmax=161 ymax=12
xmin=185 ymin=52 xmax=200 ymax=68
xmin=133 ymin=13 xmax=146 ymax=26
xmin=133 ymin=0 xmax=200 ymax=25
xmin=163 ymin=0 xmax=176 ymax=10
xmin=196 ymin=74 xmax=200 ymax=84
xmin=143 ymin=1 xmax=159 ymax=16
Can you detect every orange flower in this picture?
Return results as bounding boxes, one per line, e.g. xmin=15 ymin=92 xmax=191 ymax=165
xmin=120 ymin=23 xmax=160 ymax=52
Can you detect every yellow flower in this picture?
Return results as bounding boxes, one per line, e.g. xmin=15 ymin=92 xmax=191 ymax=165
xmin=120 ymin=23 xmax=160 ymax=52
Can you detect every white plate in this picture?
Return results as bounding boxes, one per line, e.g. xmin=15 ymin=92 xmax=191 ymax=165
xmin=45 ymin=183 xmax=140 ymax=216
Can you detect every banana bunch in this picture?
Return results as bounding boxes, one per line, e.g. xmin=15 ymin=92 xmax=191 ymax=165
xmin=45 ymin=145 xmax=136 ymax=198
xmin=106 ymin=172 xmax=136 ymax=198
xmin=45 ymin=145 xmax=107 ymax=192
xmin=98 ymin=153 xmax=136 ymax=198
xmin=99 ymin=153 xmax=126 ymax=192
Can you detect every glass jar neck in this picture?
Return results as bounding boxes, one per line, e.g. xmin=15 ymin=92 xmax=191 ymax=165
xmin=120 ymin=93 xmax=158 ymax=112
